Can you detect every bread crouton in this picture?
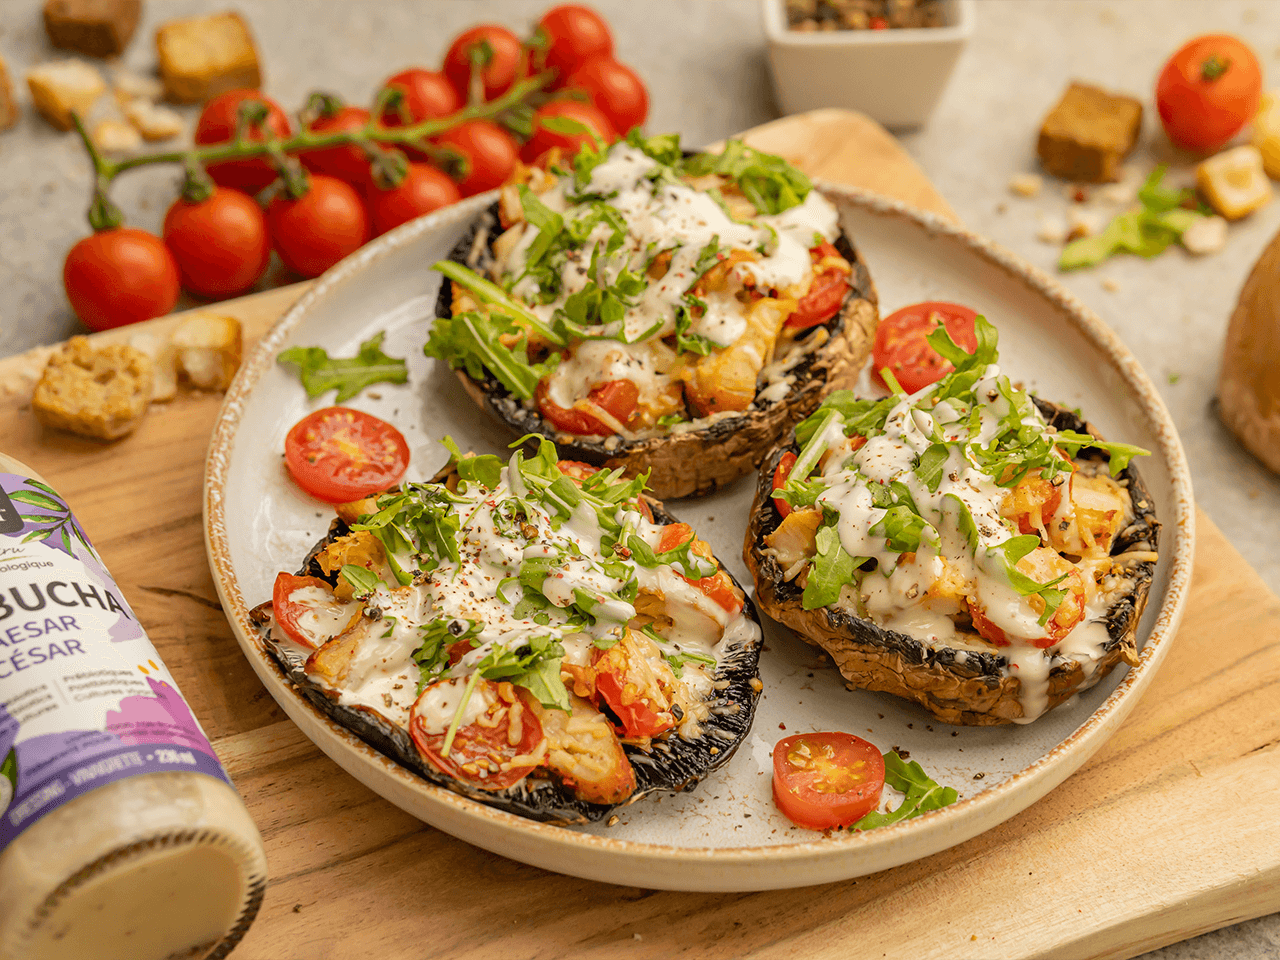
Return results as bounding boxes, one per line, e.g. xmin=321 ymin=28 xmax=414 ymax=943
xmin=112 ymin=69 xmax=164 ymax=103
xmin=32 ymin=337 xmax=154 ymax=440
xmin=172 ymin=314 xmax=243 ymax=390
xmin=27 ymin=60 xmax=106 ymax=130
xmin=123 ymin=99 xmax=184 ymax=140
xmin=91 ymin=118 xmax=141 ymax=153
xmin=0 ymin=55 xmax=18 ymax=131
xmin=155 ymin=12 xmax=261 ymax=103
xmin=43 ymin=0 xmax=141 ymax=58
xmin=127 ymin=332 xmax=178 ymax=401
xmin=1037 ymin=82 xmax=1143 ymax=184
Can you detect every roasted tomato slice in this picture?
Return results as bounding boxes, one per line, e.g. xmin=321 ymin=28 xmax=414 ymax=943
xmin=970 ymin=547 xmax=1088 ymax=650
xmin=284 ymin=407 xmax=409 ymax=503
xmin=271 ymin=572 xmax=358 ymax=650
xmin=872 ymin=301 xmax=979 ymax=394
xmin=784 ymin=243 xmax=850 ymax=329
xmin=536 ymin=378 xmax=639 ymax=436
xmin=591 ymin=630 xmax=678 ymax=739
xmin=772 ymin=451 xmax=798 ymax=518
xmin=409 ymin=678 xmax=544 ymax=790
xmin=656 ymin=522 xmax=744 ymax=614
xmin=772 ymin=732 xmax=886 ymax=830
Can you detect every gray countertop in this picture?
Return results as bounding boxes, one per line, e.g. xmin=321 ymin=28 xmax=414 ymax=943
xmin=2 ymin=1 xmax=1278 ymax=956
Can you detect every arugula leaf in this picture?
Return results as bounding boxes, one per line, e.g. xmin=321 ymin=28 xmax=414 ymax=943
xmin=871 ymin=504 xmax=932 ymax=554
xmin=340 ymin=564 xmax=382 ymax=598
xmin=441 ymin=436 xmax=503 ymax=490
xmin=802 ymin=523 xmax=862 ymax=610
xmin=412 ymin=618 xmax=480 ymax=692
xmin=517 ymin=185 xmax=566 ymax=271
xmin=424 ymin=310 xmax=560 ymax=401
xmin=663 ymin=649 xmax=717 ymax=679
xmin=681 ymin=139 xmax=812 ymax=215
xmin=1049 ymin=431 xmax=1151 ymax=476
xmin=914 ymin=443 xmax=950 ymax=493
xmin=432 ymin=260 xmax=566 ymax=346
xmin=625 ymin=128 xmax=684 ymax=166
xmin=277 ymin=332 xmax=408 ymax=402
xmin=511 ymin=656 xmax=571 ymax=711
xmin=853 ymin=751 xmax=959 ymax=830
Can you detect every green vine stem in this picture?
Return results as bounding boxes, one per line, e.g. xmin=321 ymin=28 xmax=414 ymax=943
xmin=70 ymin=112 xmax=125 ymax=230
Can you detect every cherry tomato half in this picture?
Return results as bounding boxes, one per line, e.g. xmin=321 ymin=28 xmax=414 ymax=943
xmin=266 ymin=174 xmax=369 ymax=279
xmin=536 ymin=377 xmax=638 ymax=436
xmin=521 ymin=100 xmax=616 ymax=164
xmin=785 ymin=243 xmax=850 ymax=330
xmin=536 ymin=4 xmax=614 ymax=84
xmin=63 ymin=228 xmax=180 ymax=331
xmin=302 ymin=105 xmax=373 ymax=187
xmin=872 ymin=301 xmax=978 ymax=395
xmin=772 ymin=451 xmax=797 ymax=519
xmin=772 ymin=732 xmax=886 ymax=830
xmin=194 ymin=90 xmax=293 ymax=194
xmin=442 ymin=25 xmax=525 ymax=103
xmin=1156 ymin=34 xmax=1262 ymax=153
xmin=367 ymin=162 xmax=462 ymax=237
xmin=162 ymin=186 xmax=270 ymax=299
xmin=271 ymin=572 xmax=355 ymax=650
xmin=656 ymin=523 xmax=743 ymax=614
xmin=432 ymin=120 xmax=520 ymax=196
xmin=409 ymin=679 xmax=544 ymax=790
xmin=283 ymin=406 xmax=409 ymax=503
xmin=562 ymin=55 xmax=648 ymax=135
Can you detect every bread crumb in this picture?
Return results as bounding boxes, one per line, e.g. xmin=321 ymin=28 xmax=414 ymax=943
xmin=91 ymin=118 xmax=140 ymax=153
xmin=1008 ymin=173 xmax=1043 ymax=198
xmin=26 ymin=59 xmax=105 ymax=130
xmin=1181 ymin=215 xmax=1228 ymax=255
xmin=32 ymin=337 xmax=154 ymax=440
xmin=0 ymin=54 xmax=19 ymax=131
xmin=1035 ymin=213 xmax=1067 ymax=244
xmin=155 ymin=11 xmax=261 ymax=103
xmin=1102 ymin=278 xmax=1120 ymax=292
xmin=1067 ymin=205 xmax=1104 ymax=237
xmin=112 ymin=69 xmax=164 ymax=102
xmin=123 ymin=99 xmax=184 ymax=141
xmin=128 ymin=331 xmax=178 ymax=401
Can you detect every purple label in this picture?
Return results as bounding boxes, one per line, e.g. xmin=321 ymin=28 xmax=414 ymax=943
xmin=0 ymin=473 xmax=232 ymax=851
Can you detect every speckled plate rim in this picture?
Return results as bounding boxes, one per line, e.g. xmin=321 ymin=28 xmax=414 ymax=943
xmin=203 ymin=185 xmax=1194 ymax=892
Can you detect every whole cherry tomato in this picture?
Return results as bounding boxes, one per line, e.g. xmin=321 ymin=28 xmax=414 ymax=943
xmin=266 ymin=174 xmax=369 ymax=278
xmin=302 ymin=105 xmax=373 ymax=187
xmin=63 ymin=229 xmax=180 ymax=331
xmin=431 ymin=120 xmax=519 ymax=196
xmin=772 ymin=732 xmax=886 ymax=831
xmin=442 ymin=25 xmax=525 ymax=103
xmin=1156 ymin=34 xmax=1262 ymax=152
xmin=367 ymin=162 xmax=462 ymax=237
xmin=521 ymin=100 xmax=616 ymax=163
xmin=379 ymin=68 xmax=460 ymax=126
xmin=536 ymin=5 xmax=614 ymax=85
xmin=194 ymin=89 xmax=293 ymax=194
xmin=162 ymin=187 xmax=270 ymax=299
xmin=562 ymin=55 xmax=648 ymax=135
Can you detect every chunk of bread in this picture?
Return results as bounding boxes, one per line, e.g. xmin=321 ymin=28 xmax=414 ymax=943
xmin=155 ymin=12 xmax=261 ymax=103
xmin=91 ymin=118 xmax=141 ymax=153
xmin=0 ymin=55 xmax=18 ymax=131
xmin=43 ymin=0 xmax=141 ymax=57
xmin=32 ymin=337 xmax=154 ymax=440
xmin=112 ymin=69 xmax=164 ymax=103
xmin=127 ymin=332 xmax=178 ymax=401
xmin=1037 ymin=82 xmax=1142 ymax=184
xmin=172 ymin=314 xmax=243 ymax=390
xmin=27 ymin=59 xmax=106 ymax=130
xmin=123 ymin=99 xmax=184 ymax=141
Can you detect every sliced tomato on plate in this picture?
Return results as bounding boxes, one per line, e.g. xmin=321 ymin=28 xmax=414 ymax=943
xmin=284 ymin=406 xmax=409 ymax=503
xmin=772 ymin=732 xmax=886 ymax=830
xmin=409 ymin=679 xmax=544 ymax=790
xmin=872 ymin=301 xmax=978 ymax=394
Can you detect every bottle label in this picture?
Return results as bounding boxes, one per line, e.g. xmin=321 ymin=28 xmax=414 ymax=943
xmin=0 ymin=473 xmax=233 ymax=852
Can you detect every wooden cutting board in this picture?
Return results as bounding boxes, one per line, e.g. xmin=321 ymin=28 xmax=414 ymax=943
xmin=1 ymin=109 xmax=1277 ymax=960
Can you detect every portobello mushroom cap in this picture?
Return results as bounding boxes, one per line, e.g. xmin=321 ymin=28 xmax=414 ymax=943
xmin=432 ymin=198 xmax=879 ymax=499
xmin=252 ymin=468 xmax=764 ymax=824
xmin=742 ymin=399 xmax=1160 ymax=726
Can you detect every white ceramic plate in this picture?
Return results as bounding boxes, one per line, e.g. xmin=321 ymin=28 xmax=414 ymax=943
xmin=204 ymin=185 xmax=1193 ymax=892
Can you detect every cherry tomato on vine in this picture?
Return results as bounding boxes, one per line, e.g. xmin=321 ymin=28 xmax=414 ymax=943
xmin=536 ymin=377 xmax=637 ymax=436
xmin=1156 ymin=34 xmax=1262 ymax=152
xmin=63 ymin=228 xmax=179 ymax=331
xmin=772 ymin=732 xmax=886 ymax=831
xmin=266 ymin=174 xmax=369 ymax=279
xmin=521 ymin=100 xmax=616 ymax=163
xmin=871 ymin=301 xmax=978 ymax=395
xmin=536 ymin=5 xmax=614 ymax=85
xmin=431 ymin=120 xmax=519 ymax=196
xmin=162 ymin=187 xmax=270 ymax=299
xmin=379 ymin=68 xmax=460 ymax=126
xmin=284 ymin=406 xmax=409 ymax=503
xmin=194 ymin=89 xmax=293 ymax=194
xmin=563 ymin=55 xmax=648 ymax=135
xmin=784 ymin=243 xmax=849 ymax=330
xmin=302 ymin=105 xmax=373 ymax=187
xmin=367 ymin=162 xmax=463 ymax=237
xmin=442 ymin=25 xmax=525 ymax=103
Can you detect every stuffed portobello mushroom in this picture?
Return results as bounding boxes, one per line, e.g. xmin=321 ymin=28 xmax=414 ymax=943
xmin=252 ymin=439 xmax=763 ymax=824
xmin=426 ymin=132 xmax=878 ymax=499
xmin=744 ymin=316 xmax=1160 ymax=726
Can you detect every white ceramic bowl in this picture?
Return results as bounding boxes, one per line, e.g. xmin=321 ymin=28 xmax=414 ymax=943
xmin=762 ymin=0 xmax=974 ymax=129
